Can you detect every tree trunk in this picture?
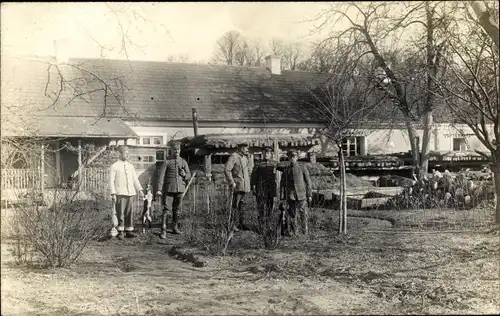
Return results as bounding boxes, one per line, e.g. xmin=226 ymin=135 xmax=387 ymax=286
xmin=420 ymin=112 xmax=433 ymax=179
xmin=469 ymin=1 xmax=499 ymax=51
xmin=341 ymin=153 xmax=347 ymax=234
xmin=338 ymin=144 xmax=344 ymax=234
xmin=405 ymin=120 xmax=421 ymax=174
xmin=491 ymin=162 xmax=500 ymax=223
xmin=337 ymin=144 xmax=347 ymax=234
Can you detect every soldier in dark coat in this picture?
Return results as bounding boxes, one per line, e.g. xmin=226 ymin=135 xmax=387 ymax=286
xmin=157 ymin=142 xmax=191 ymax=238
xmin=251 ymin=146 xmax=279 ymax=232
xmin=280 ymin=149 xmax=312 ymax=236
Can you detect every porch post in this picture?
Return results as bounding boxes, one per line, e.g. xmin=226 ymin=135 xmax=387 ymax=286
xmin=204 ymin=153 xmax=212 ymax=181
xmin=78 ymin=140 xmax=82 ymax=190
xmin=273 ymin=137 xmax=280 ymax=161
xmin=40 ymin=144 xmax=45 ymax=193
xmin=55 ymin=141 xmax=61 ymax=186
xmin=274 ymin=138 xmax=281 ymax=198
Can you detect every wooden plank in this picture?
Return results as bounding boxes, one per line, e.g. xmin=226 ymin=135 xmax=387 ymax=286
xmin=361 ymin=197 xmax=390 ymax=208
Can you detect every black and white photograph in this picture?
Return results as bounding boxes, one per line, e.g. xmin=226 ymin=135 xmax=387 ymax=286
xmin=1 ymin=2 xmax=499 ymax=315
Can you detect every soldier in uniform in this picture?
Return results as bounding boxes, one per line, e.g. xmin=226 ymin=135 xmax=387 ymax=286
xmin=280 ymin=149 xmax=312 ymax=236
xmin=225 ymin=143 xmax=253 ymax=231
xmin=156 ymin=142 xmax=191 ymax=238
xmin=251 ymin=146 xmax=279 ymax=232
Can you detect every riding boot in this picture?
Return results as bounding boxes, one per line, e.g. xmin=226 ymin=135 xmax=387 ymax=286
xmin=160 ymin=212 xmax=168 ymax=239
xmin=300 ymin=211 xmax=308 ymax=235
xmin=172 ymin=209 xmax=182 ymax=235
xmin=289 ymin=216 xmax=297 ymax=237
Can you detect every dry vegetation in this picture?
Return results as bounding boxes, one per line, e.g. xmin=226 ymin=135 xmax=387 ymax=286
xmin=1 ymin=199 xmax=498 ymax=315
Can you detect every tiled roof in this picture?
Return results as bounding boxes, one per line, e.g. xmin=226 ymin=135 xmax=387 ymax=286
xmin=1 ymin=55 xmax=455 ymax=134
xmin=1 ymin=116 xmax=137 ymax=138
xmin=1 ymin=55 xmax=329 ymax=124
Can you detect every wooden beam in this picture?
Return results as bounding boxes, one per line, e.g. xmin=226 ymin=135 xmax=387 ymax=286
xmin=204 ymin=154 xmax=212 ymax=180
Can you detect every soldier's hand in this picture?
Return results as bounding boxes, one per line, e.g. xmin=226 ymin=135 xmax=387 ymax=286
xmin=139 ymin=190 xmax=145 ymax=198
xmin=111 ymin=194 xmax=117 ymax=202
xmin=307 ymin=196 xmax=312 ymax=203
xmin=231 ymin=182 xmax=236 ymax=189
xmin=179 ymin=169 xmax=186 ymax=177
xmin=156 ymin=191 xmax=162 ymax=197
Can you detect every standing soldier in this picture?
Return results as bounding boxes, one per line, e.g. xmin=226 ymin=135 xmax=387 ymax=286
xmin=225 ymin=143 xmax=253 ymax=231
xmin=157 ymin=142 xmax=191 ymax=238
xmin=280 ymin=149 xmax=312 ymax=236
xmin=251 ymin=146 xmax=278 ymax=232
xmin=109 ymin=145 xmax=144 ymax=240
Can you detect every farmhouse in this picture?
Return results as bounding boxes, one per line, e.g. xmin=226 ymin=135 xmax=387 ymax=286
xmin=1 ymin=54 xmax=492 ymax=193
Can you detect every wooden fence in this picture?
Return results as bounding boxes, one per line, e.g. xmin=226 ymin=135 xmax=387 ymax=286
xmin=1 ymin=168 xmax=40 ymax=190
xmin=81 ymin=167 xmax=108 ymax=193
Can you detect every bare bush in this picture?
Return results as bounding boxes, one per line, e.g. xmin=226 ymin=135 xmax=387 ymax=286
xmin=8 ymin=188 xmax=108 ymax=268
xmin=182 ymin=178 xmax=238 ymax=255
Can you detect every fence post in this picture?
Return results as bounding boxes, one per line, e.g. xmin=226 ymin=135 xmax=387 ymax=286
xmin=78 ymin=140 xmax=82 ymax=190
xmin=40 ymin=144 xmax=45 ymax=193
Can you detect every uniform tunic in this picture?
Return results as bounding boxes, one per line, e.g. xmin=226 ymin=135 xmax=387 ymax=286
xmin=225 ymin=152 xmax=252 ymax=193
xmin=251 ymin=159 xmax=278 ymax=197
xmin=157 ymin=157 xmax=191 ymax=193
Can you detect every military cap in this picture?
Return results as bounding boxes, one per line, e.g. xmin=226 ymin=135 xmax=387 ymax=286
xmin=287 ymin=149 xmax=299 ymax=156
xmin=170 ymin=142 xmax=182 ymax=149
xmin=262 ymin=146 xmax=273 ymax=153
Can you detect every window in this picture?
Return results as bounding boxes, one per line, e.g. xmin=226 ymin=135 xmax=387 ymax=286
xmin=140 ymin=136 xmax=164 ymax=146
xmin=341 ymin=137 xmax=361 ymax=157
xmin=156 ymin=150 xmax=166 ymax=161
xmin=130 ymin=154 xmax=156 ymax=170
xmin=153 ymin=137 xmax=162 ymax=145
xmin=453 ymin=138 xmax=466 ymax=152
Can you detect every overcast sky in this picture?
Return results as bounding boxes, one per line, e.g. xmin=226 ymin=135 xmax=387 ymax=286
xmin=1 ymin=2 xmax=332 ymax=62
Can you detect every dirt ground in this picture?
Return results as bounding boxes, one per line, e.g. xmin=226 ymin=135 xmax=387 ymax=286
xmin=1 ymin=207 xmax=499 ymax=316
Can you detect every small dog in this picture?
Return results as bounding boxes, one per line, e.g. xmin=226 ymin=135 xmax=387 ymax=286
xmin=142 ymin=184 xmax=154 ymax=233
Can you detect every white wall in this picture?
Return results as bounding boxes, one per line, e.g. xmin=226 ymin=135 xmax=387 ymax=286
xmin=123 ymin=121 xmax=493 ymax=157
xmin=123 ymin=121 xmax=317 ymax=145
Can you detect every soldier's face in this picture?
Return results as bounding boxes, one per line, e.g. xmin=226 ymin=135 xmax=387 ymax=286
xmin=173 ymin=147 xmax=180 ymax=157
xmin=290 ymin=154 xmax=298 ymax=163
xmin=264 ymin=151 xmax=272 ymax=160
xmin=240 ymin=146 xmax=249 ymax=155
xmin=119 ymin=148 xmax=129 ymax=161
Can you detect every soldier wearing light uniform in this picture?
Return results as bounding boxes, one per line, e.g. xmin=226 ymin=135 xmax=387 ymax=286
xmin=157 ymin=142 xmax=191 ymax=238
xmin=109 ymin=145 xmax=144 ymax=239
xmin=225 ymin=143 xmax=253 ymax=231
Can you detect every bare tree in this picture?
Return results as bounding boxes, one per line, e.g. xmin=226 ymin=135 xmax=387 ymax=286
xmin=269 ymin=38 xmax=306 ymax=70
xmin=211 ymin=30 xmax=245 ymax=66
xmin=313 ymin=2 xmax=452 ymax=179
xmin=468 ymin=1 xmax=499 ymax=51
xmin=166 ymin=53 xmax=190 ymax=63
xmin=307 ymin=42 xmax=385 ymax=234
xmin=211 ymin=31 xmax=268 ymax=67
xmin=435 ymin=1 xmax=500 ymax=222
xmin=297 ymin=41 xmax=338 ymax=73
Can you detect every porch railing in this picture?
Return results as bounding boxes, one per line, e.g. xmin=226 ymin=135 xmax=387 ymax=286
xmin=1 ymin=168 xmax=40 ymax=190
xmin=81 ymin=167 xmax=108 ymax=193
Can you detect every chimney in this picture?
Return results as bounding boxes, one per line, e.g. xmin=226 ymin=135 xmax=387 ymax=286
xmin=265 ymin=55 xmax=281 ymax=75
xmin=53 ymin=39 xmax=70 ymax=64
